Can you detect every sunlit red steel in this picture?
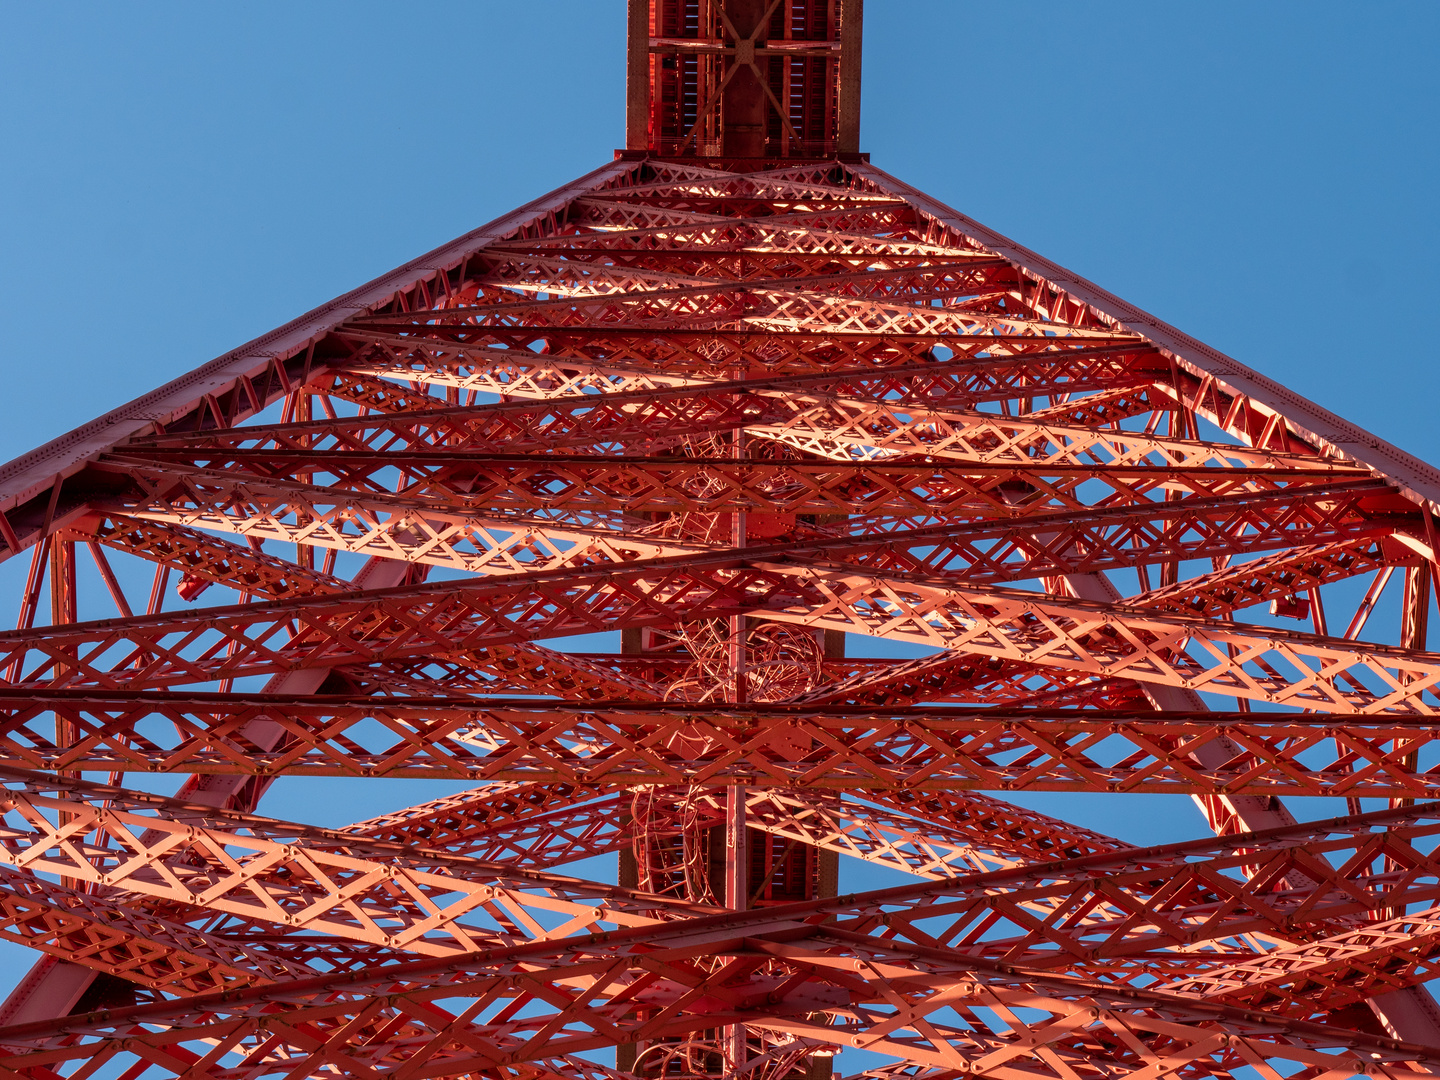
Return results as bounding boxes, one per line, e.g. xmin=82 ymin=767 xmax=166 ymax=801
xmin=0 ymin=3 xmax=1438 ymax=1077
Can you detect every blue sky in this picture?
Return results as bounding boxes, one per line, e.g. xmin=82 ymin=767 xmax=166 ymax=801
xmin=0 ymin=0 xmax=1436 ymax=1017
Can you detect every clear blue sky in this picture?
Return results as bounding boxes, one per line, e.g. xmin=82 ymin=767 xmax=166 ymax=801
xmin=0 ymin=0 xmax=1436 ymax=1008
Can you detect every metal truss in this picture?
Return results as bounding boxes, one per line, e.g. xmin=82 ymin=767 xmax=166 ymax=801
xmin=1 ymin=10 xmax=1440 ymax=1074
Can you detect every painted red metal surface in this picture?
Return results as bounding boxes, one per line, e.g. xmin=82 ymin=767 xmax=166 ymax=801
xmin=629 ymin=0 xmax=861 ymax=159
xmin=1 ymin=5 xmax=1439 ymax=1077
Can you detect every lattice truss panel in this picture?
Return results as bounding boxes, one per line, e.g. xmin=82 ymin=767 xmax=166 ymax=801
xmin=0 ymin=156 xmax=1438 ymax=1080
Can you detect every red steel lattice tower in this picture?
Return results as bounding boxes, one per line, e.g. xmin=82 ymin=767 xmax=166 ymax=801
xmin=1 ymin=4 xmax=1440 ymax=1079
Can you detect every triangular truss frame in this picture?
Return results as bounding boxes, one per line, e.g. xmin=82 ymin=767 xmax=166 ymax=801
xmin=0 ymin=147 xmax=1437 ymax=1080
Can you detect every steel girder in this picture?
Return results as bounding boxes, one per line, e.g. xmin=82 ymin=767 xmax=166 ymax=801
xmin=0 ymin=147 xmax=1438 ymax=1080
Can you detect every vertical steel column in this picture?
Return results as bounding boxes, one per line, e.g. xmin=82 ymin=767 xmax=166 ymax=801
xmin=294 ymin=391 xmax=314 ymax=572
xmin=1394 ymin=562 xmax=1432 ymax=813
xmin=1402 ymin=563 xmax=1432 ymax=652
xmin=48 ymin=540 xmax=78 ymax=891
xmin=627 ymin=0 xmax=651 ymax=151
xmin=725 ymin=417 xmax=748 ymax=1075
xmin=837 ymin=0 xmax=863 ymax=154
xmin=723 ymin=783 xmax=747 ymax=1072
